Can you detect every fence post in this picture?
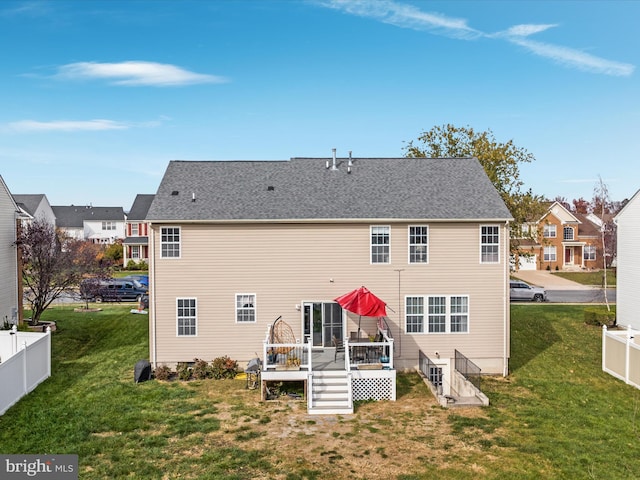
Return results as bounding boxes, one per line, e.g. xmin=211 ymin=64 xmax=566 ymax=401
xmin=11 ymin=325 xmax=17 ymax=355
xmin=46 ymin=326 xmax=52 ymax=378
xmin=602 ymin=325 xmax=607 ymax=373
xmin=22 ymin=341 xmax=28 ymax=395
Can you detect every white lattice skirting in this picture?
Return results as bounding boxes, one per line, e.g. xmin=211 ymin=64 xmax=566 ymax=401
xmin=352 ymin=377 xmax=393 ymax=401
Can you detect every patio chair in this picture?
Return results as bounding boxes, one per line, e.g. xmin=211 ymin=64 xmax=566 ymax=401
xmin=332 ymin=335 xmax=345 ymax=361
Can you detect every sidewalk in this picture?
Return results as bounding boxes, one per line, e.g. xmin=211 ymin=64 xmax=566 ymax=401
xmin=511 ymin=270 xmax=593 ymax=290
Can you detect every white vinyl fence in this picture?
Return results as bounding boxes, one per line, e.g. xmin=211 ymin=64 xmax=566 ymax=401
xmin=0 ymin=326 xmax=52 ymax=415
xmin=602 ymin=325 xmax=640 ymax=390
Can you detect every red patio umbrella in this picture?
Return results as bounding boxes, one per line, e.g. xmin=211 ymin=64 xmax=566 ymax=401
xmin=334 ymin=286 xmax=389 ymax=338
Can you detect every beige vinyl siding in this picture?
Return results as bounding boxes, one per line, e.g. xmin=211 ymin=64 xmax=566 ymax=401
xmin=150 ymin=221 xmax=509 ymax=373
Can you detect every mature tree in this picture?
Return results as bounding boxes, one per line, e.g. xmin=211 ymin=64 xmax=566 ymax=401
xmin=103 ymin=240 xmax=123 ymax=267
xmin=17 ymin=218 xmax=112 ymax=325
xmin=571 ymin=197 xmax=590 ymax=214
xmin=404 ymin=124 xmax=546 ymax=252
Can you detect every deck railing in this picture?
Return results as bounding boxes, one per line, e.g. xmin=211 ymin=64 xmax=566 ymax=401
xmin=454 ymin=349 xmax=481 ymax=391
xmin=262 ymin=342 xmax=311 ymax=371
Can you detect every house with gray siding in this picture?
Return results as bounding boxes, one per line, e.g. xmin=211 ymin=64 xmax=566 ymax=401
xmin=0 ymin=177 xmax=21 ymax=326
xmin=12 ymin=194 xmax=56 ymax=227
xmin=602 ymin=189 xmax=640 ymax=389
xmin=146 ymin=156 xmax=513 ymax=412
xmin=52 ymin=205 xmax=126 ymax=244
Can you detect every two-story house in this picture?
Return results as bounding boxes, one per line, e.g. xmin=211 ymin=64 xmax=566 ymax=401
xmin=146 ymin=156 xmax=513 ymax=408
xmin=123 ymin=194 xmax=154 ymax=267
xmin=0 ymin=177 xmax=22 ymax=326
xmin=52 ymin=205 xmax=126 ymax=244
xmin=12 ymin=194 xmax=56 ymax=227
xmin=515 ymin=201 xmax=604 ymax=271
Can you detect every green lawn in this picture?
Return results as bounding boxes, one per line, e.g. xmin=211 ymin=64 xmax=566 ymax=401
xmin=1 ymin=304 xmax=638 ymax=479
xmin=552 ymin=269 xmax=617 ymax=287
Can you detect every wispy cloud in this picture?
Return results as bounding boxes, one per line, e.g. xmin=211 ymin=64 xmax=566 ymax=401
xmin=319 ymin=0 xmax=481 ymax=39
xmin=7 ymin=119 xmax=130 ymax=133
xmin=506 ymin=37 xmax=634 ymax=77
xmin=55 ymin=61 xmax=228 ymax=87
xmin=318 ymin=0 xmax=634 ymax=76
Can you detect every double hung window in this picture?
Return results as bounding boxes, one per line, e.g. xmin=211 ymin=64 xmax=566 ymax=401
xmin=480 ymin=225 xmax=499 ymax=263
xmin=161 ymin=227 xmax=180 ymax=258
xmin=236 ymin=294 xmax=256 ymax=323
xmin=371 ymin=226 xmax=390 ymax=264
xmin=177 ymin=298 xmax=197 ymax=336
xmin=543 ymin=246 xmax=557 ymax=262
xmin=409 ymin=226 xmax=428 ymax=263
xmin=584 ymin=245 xmax=596 ymax=261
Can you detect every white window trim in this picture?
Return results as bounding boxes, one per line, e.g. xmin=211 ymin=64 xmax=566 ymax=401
xmin=563 ymin=226 xmax=574 ymax=241
xmin=584 ymin=245 xmax=597 ymax=261
xmin=370 ymin=225 xmax=391 ymax=265
xmin=543 ymin=224 xmax=557 ymax=238
xmin=236 ymin=293 xmax=257 ymax=323
xmin=543 ymin=245 xmax=557 ymax=262
xmin=404 ymin=295 xmax=470 ymax=334
xmin=408 ymin=225 xmax=429 ymax=264
xmin=160 ymin=226 xmax=181 ymax=259
xmin=480 ymin=225 xmax=500 ymax=264
xmin=176 ymin=297 xmax=197 ymax=337
xmin=131 ymin=224 xmax=139 ymax=236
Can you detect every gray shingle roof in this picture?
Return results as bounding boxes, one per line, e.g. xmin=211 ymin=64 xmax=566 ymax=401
xmin=146 ymin=157 xmax=513 ymax=222
xmin=12 ymin=194 xmax=45 ymax=217
xmin=127 ymin=194 xmax=155 ymax=221
xmin=52 ymin=205 xmax=125 ymax=228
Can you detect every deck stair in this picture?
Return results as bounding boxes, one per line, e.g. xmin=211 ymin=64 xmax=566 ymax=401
xmin=308 ymin=370 xmax=353 ymax=415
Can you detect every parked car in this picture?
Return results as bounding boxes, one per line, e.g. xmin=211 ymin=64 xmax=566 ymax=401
xmin=122 ymin=274 xmax=149 ymax=287
xmin=509 ymin=280 xmax=547 ymax=302
xmin=80 ymin=278 xmax=148 ymax=303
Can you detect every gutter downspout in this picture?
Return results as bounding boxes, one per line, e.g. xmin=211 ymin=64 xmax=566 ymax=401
xmin=503 ymin=220 xmax=510 ymax=377
xmin=149 ymin=222 xmax=157 ymax=367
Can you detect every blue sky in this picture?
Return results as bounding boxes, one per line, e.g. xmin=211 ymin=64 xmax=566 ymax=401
xmin=1 ymin=0 xmax=638 ymax=210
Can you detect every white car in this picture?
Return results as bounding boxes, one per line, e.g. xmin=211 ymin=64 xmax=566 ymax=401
xmin=510 ymin=280 xmax=547 ymax=302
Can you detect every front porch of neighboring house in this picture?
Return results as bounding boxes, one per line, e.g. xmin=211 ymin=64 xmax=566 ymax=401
xmin=261 ymin=322 xmax=396 ymax=415
xmin=561 ymin=242 xmax=586 ymax=271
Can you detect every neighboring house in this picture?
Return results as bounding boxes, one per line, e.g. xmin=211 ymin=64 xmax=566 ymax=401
xmin=123 ymin=194 xmax=154 ymax=267
xmin=52 ymin=205 xmax=126 ymax=244
xmin=12 ymin=194 xmax=56 ymax=226
xmin=146 ymin=156 xmax=513 ymax=411
xmin=0 ymin=177 xmax=22 ymax=325
xmin=602 ymin=189 xmax=640 ymax=389
xmin=613 ymin=190 xmax=640 ymax=331
xmin=514 ymin=201 xmax=604 ymax=271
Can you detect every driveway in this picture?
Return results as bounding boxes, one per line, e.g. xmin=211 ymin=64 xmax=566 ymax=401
xmin=511 ymin=270 xmax=592 ymax=290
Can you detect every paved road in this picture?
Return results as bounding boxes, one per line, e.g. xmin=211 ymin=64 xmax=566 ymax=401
xmin=545 ymin=288 xmax=615 ymax=304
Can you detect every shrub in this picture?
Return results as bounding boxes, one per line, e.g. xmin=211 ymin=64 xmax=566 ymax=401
xmin=126 ymin=260 xmax=138 ymax=270
xmin=176 ymin=362 xmax=192 ymax=381
xmin=211 ymin=356 xmax=239 ymax=379
xmin=138 ymin=260 xmax=148 ymax=270
xmin=584 ymin=308 xmax=616 ymax=327
xmin=546 ymin=265 xmax=551 ymax=271
xmin=192 ymin=358 xmax=212 ymax=380
xmin=154 ymin=365 xmax=172 ymax=381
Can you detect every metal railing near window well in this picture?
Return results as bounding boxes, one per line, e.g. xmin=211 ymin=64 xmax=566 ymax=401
xmin=454 ymin=349 xmax=481 ymax=391
xmin=418 ymin=350 xmax=443 ymax=394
